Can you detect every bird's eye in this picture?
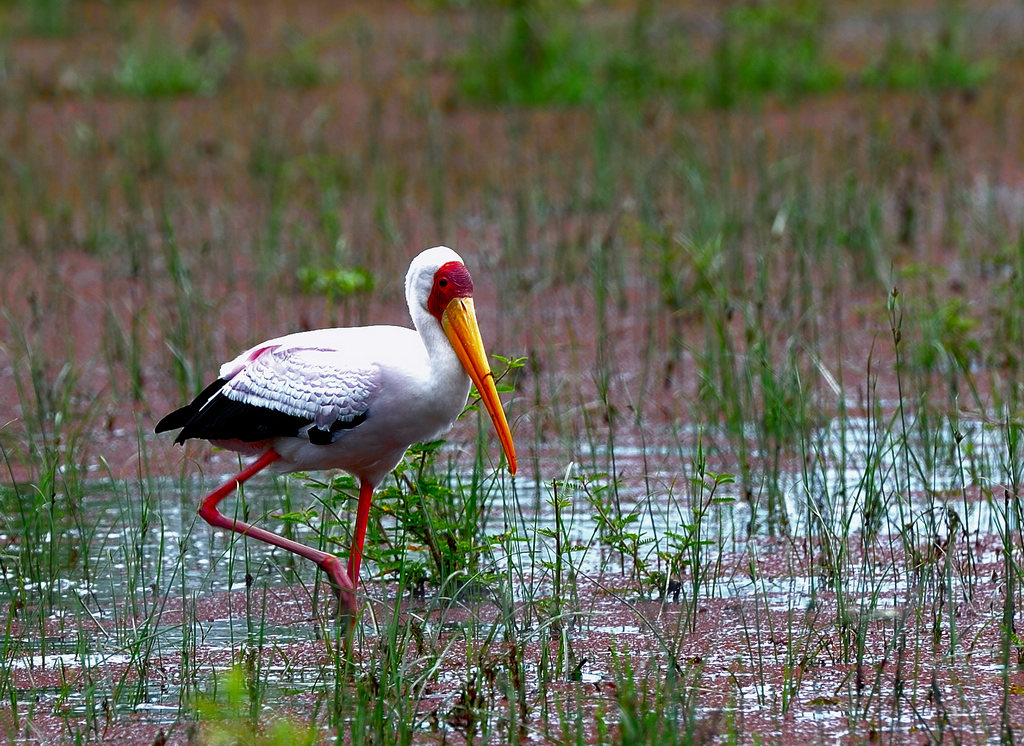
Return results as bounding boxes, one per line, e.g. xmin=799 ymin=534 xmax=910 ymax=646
xmin=438 ymin=278 xmax=448 ymax=288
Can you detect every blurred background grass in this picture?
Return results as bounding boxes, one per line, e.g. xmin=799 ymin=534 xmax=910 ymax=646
xmin=1 ymin=0 xmax=1021 ymax=487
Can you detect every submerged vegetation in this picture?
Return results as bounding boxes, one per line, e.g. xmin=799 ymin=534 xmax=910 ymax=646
xmin=1 ymin=0 xmax=1024 ymax=742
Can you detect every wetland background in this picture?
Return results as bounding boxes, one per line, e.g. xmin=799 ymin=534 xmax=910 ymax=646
xmin=2 ymin=0 xmax=1024 ymax=743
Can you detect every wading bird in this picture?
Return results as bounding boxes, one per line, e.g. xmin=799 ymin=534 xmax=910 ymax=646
xmin=156 ymin=246 xmax=517 ymax=616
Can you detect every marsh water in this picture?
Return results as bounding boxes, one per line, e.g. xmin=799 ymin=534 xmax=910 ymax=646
xmin=3 ymin=409 xmax=1019 ymax=741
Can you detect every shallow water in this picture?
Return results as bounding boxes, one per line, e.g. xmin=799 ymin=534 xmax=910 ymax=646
xmin=1 ymin=412 xmax=1019 ymax=741
xmin=4 ymin=411 xmax=1010 ymax=614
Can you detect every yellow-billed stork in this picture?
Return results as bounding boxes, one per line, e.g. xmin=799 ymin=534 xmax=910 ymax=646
xmin=156 ymin=246 xmax=517 ymax=616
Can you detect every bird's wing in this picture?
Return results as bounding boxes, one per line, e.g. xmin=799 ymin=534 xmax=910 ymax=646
xmin=168 ymin=343 xmax=381 ymax=445
xmin=223 ymin=345 xmax=378 ymax=429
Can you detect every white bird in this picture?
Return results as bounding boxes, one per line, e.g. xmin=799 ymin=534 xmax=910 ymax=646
xmin=156 ymin=246 xmax=517 ymax=617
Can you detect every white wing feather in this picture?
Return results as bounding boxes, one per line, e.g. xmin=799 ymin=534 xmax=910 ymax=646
xmin=221 ymin=344 xmax=380 ymax=428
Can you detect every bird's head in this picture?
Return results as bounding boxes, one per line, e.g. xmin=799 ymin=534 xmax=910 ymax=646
xmin=407 ymin=247 xmax=517 ymax=475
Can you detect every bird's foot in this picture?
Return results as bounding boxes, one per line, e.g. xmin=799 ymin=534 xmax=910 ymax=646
xmin=320 ymin=554 xmax=360 ymax=622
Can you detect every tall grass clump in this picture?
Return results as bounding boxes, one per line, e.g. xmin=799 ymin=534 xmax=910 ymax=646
xmin=986 ymin=231 xmax=1024 ymax=399
xmin=455 ymin=0 xmax=844 ymax=110
xmin=193 ymin=665 xmax=320 ymax=745
xmin=264 ymin=26 xmax=335 ymax=89
xmin=16 ymin=0 xmax=77 ymax=37
xmin=158 ymin=215 xmax=218 ymax=402
xmin=453 ymin=0 xmax=997 ymax=116
xmin=703 ymin=0 xmax=843 ymax=108
xmin=455 ymin=0 xmax=600 ymax=107
xmin=666 ymin=442 xmax=735 ymax=626
xmin=362 ymin=355 xmax=523 ymax=596
xmin=860 ymin=4 xmax=995 ymax=92
xmin=611 ymin=649 xmax=712 ymax=744
xmin=888 ymin=265 xmax=984 ymax=414
xmin=112 ymin=28 xmax=237 ymax=98
xmin=362 ymin=441 xmax=495 ymax=593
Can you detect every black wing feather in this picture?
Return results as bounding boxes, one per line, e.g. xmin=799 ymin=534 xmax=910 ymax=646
xmin=175 ymin=395 xmax=311 ymax=445
xmin=155 ymin=378 xmax=229 ymax=434
xmin=156 ymin=377 xmax=368 ymax=446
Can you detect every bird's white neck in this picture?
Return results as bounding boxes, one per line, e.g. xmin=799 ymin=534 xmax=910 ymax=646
xmin=410 ymin=301 xmax=472 ymax=402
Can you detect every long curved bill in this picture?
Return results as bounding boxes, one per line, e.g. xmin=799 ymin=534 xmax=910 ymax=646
xmin=441 ymin=297 xmax=518 ymax=475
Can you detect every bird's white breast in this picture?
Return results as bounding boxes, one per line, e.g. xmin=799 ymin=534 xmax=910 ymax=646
xmin=221 ymin=324 xmax=472 ymax=482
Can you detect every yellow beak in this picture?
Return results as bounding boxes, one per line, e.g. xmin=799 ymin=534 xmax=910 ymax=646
xmin=441 ymin=297 xmax=517 ymax=475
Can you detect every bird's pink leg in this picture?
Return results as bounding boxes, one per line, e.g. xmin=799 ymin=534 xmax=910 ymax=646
xmin=346 ymin=479 xmax=375 ymax=586
xmin=198 ymin=449 xmax=358 ymax=616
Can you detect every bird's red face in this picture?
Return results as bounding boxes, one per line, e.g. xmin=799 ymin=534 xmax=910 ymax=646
xmin=428 ymin=260 xmax=517 ymax=475
xmin=426 ymin=261 xmax=474 ymax=321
